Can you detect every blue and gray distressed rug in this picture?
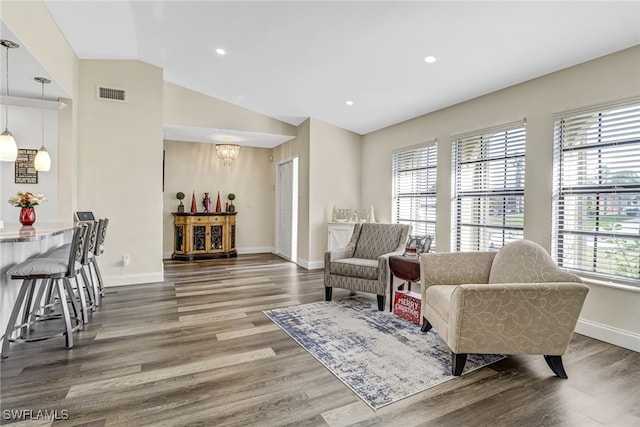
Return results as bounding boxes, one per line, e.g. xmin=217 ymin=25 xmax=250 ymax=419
xmin=264 ymin=296 xmax=503 ymax=410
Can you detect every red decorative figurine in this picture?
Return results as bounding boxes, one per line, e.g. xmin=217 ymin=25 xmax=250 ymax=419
xmin=190 ymin=191 xmax=197 ymax=213
xmin=215 ymin=191 xmax=222 ymax=213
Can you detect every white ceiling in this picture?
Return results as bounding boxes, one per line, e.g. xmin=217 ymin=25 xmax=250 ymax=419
xmin=6 ymin=1 xmax=640 ymax=146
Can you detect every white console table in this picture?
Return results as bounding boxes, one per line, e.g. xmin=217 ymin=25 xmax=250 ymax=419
xmin=327 ymin=222 xmax=356 ymax=251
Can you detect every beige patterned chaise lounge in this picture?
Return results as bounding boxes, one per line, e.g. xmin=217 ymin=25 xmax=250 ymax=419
xmin=420 ymin=239 xmax=589 ymax=378
xmin=324 ymin=223 xmax=411 ymax=311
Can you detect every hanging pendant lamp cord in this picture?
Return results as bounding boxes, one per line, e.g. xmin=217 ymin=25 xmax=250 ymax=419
xmin=4 ymin=44 xmax=9 ymax=132
xmin=41 ymin=80 xmax=45 ymax=148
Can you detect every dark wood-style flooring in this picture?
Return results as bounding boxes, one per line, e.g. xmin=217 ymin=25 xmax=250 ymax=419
xmin=1 ymin=254 xmax=638 ymax=426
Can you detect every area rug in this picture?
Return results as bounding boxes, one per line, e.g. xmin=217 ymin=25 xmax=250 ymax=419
xmin=263 ymin=296 xmax=503 ymax=410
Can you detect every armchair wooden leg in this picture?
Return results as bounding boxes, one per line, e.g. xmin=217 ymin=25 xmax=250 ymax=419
xmin=376 ymin=295 xmax=385 ymax=311
xmin=325 ymin=287 xmax=332 ymax=302
xmin=452 ymin=353 xmax=468 ymax=376
xmin=421 ymin=317 xmax=432 ymax=332
xmin=544 ymin=355 xmax=568 ymax=379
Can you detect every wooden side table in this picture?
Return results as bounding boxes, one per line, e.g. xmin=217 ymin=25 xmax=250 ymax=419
xmin=389 ymin=255 xmax=421 ymax=312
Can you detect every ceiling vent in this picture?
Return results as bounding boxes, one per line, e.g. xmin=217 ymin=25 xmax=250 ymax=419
xmin=97 ymin=86 xmax=127 ymax=102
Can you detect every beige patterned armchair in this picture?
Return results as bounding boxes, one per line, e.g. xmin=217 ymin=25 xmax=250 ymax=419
xmin=420 ymin=240 xmax=589 ymax=378
xmin=325 ymin=223 xmax=411 ymax=311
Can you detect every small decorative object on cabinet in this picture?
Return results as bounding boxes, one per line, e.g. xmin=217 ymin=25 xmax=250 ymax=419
xmin=176 ymin=192 xmax=185 ymax=213
xmin=227 ymin=193 xmax=236 ymax=212
xmin=172 ymin=212 xmax=237 ymax=260
xmin=215 ymin=191 xmax=222 ymax=213
xmin=190 ymin=191 xmax=197 ymax=213
xmin=203 ymin=192 xmax=211 ymax=212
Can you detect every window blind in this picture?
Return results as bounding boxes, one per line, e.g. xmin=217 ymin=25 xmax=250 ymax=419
xmin=392 ymin=143 xmax=437 ymax=247
xmin=552 ymin=101 xmax=640 ymax=283
xmin=452 ymin=122 xmax=526 ymax=251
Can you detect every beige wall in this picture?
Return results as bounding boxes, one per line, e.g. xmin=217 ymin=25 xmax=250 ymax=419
xmin=162 ymin=81 xmax=300 ymax=260
xmin=362 ymin=46 xmax=640 ymax=348
xmin=363 ymin=46 xmax=640 ymax=251
xmin=2 ymin=0 xmax=78 ymax=98
xmin=295 ymin=119 xmax=311 ymax=265
xmin=78 ymin=59 xmax=164 ymax=285
xmin=308 ymin=119 xmax=362 ymax=264
xmin=164 ymin=82 xmax=296 ymax=136
xmin=163 ymin=140 xmax=276 ymax=257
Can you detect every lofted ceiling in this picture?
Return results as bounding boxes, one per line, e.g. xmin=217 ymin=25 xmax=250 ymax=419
xmin=4 ymin=1 xmax=640 ymax=146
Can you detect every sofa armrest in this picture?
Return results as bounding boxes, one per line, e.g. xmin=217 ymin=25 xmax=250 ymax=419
xmin=446 ymin=282 xmax=589 ymax=355
xmin=420 ymin=251 xmax=496 ymax=301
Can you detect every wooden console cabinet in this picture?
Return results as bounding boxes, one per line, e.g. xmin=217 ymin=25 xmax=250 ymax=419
xmin=172 ymin=212 xmax=237 ymax=260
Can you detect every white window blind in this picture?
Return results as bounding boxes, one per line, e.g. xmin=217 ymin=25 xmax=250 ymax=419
xmin=552 ymin=101 xmax=640 ymax=283
xmin=453 ymin=122 xmax=526 ymax=251
xmin=392 ymin=143 xmax=437 ymax=247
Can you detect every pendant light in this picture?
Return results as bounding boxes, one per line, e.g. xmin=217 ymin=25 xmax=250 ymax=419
xmin=34 ymin=77 xmax=51 ymax=172
xmin=215 ymin=144 xmax=240 ymax=166
xmin=0 ymin=39 xmax=19 ymax=162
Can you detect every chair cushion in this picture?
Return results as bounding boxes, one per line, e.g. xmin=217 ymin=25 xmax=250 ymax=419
xmin=353 ymin=223 xmax=405 ymax=259
xmin=8 ymin=258 xmax=80 ymax=278
xmin=424 ymin=285 xmax=457 ymax=323
xmin=330 ymin=258 xmax=379 ymax=280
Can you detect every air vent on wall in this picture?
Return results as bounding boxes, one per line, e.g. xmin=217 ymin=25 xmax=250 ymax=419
xmin=97 ymin=86 xmax=127 ymax=102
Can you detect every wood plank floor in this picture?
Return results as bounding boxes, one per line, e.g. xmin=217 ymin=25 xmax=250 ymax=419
xmin=1 ymin=253 xmax=638 ymax=426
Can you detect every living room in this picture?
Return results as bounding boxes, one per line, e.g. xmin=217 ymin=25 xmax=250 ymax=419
xmin=0 ymin=1 xmax=638 ymax=424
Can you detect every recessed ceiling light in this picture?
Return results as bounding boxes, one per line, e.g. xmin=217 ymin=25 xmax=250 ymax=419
xmin=346 ymin=100 xmax=354 ymax=106
xmin=216 ymin=48 xmax=226 ymax=55
xmin=424 ymin=56 xmax=437 ymax=64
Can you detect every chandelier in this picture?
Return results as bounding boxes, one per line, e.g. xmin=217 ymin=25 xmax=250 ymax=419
xmin=215 ymin=144 xmax=240 ymax=166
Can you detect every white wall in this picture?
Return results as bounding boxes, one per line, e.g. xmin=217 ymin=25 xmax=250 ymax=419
xmin=362 ymin=46 xmax=640 ymax=350
xmin=77 ymin=59 xmax=164 ymax=286
xmin=162 ymin=140 xmax=276 ymax=258
xmin=0 ymin=105 xmax=59 ymax=224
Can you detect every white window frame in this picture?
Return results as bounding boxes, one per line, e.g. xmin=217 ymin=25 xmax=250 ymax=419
xmin=392 ymin=141 xmax=437 ymax=248
xmin=552 ymin=99 xmax=640 ymax=285
xmin=452 ymin=121 xmax=526 ymax=252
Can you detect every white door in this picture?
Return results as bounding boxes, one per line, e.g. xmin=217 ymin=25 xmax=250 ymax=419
xmin=276 ymin=157 xmax=298 ymax=262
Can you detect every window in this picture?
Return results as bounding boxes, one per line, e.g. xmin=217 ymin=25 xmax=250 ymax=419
xmin=392 ymin=142 xmax=437 ymax=247
xmin=553 ymin=101 xmax=640 ymax=283
xmin=453 ymin=122 xmax=526 ymax=251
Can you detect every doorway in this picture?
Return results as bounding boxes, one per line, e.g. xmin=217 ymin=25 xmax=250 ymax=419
xmin=276 ymin=157 xmax=298 ymax=262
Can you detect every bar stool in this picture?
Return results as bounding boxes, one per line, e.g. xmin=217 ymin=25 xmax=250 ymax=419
xmin=1 ymin=224 xmax=87 ymax=358
xmin=92 ymin=218 xmax=109 ymax=297
xmin=45 ymin=221 xmax=98 ymax=320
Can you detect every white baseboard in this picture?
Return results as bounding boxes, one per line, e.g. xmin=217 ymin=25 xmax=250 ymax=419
xmin=238 ymin=247 xmax=275 ymax=254
xmin=104 ymin=272 xmax=164 ymax=287
xmin=575 ymin=318 xmax=640 ymax=352
xmin=296 ymin=258 xmax=324 ymax=270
